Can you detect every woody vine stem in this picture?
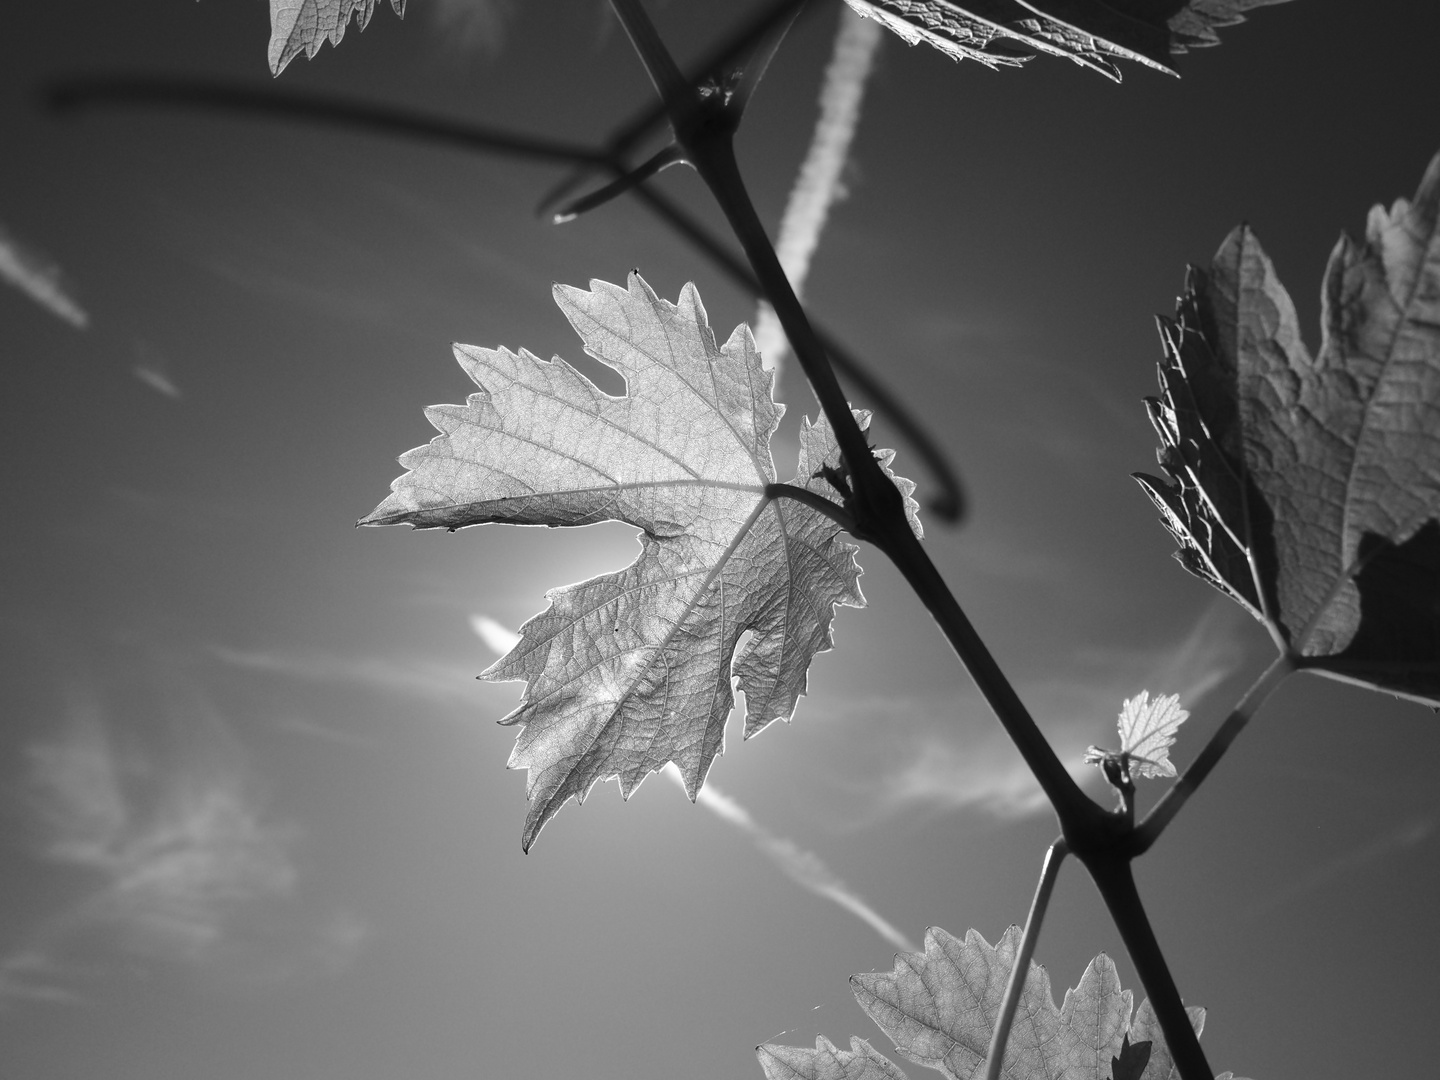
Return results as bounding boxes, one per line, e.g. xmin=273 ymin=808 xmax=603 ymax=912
xmin=605 ymin=2 xmax=1299 ymax=1078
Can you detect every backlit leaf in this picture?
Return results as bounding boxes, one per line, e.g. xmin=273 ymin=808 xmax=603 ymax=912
xmin=1136 ymin=152 xmax=1440 ymax=706
xmin=267 ymin=0 xmax=405 ymax=76
xmin=759 ymin=1036 xmax=910 ymax=1080
xmin=1085 ymin=691 xmax=1188 ymax=780
xmin=839 ymin=0 xmax=1289 ymax=81
xmin=362 ymin=273 xmax=918 ymax=849
xmin=761 ymin=926 xmax=1230 ymax=1080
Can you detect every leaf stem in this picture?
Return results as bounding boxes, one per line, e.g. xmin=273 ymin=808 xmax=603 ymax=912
xmin=983 ymin=837 xmax=1069 ymax=1080
xmin=1131 ymin=650 xmax=1294 ymax=854
xmin=553 ymin=143 xmax=687 ymax=222
xmin=610 ymin=0 xmax=693 ymax=114
xmin=728 ymin=0 xmax=807 ymax=115
xmin=765 ymin=483 xmax=856 ymax=532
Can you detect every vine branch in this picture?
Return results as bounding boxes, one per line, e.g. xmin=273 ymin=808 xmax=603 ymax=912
xmin=538 ymin=0 xmax=814 ymax=214
xmin=608 ymin=8 xmax=1225 ymax=1080
xmin=1085 ymin=859 xmax=1212 ymax=1080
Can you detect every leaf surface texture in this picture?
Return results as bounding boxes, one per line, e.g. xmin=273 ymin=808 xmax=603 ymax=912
xmin=762 ymin=926 xmax=1242 ymax=1080
xmin=363 ymin=273 xmax=916 ymax=848
xmin=759 ymin=1036 xmax=909 ymax=1080
xmin=839 ymin=0 xmax=1289 ymax=80
xmin=1085 ymin=691 xmax=1188 ymax=779
xmin=268 ymin=0 xmax=405 ymax=75
xmin=1136 ymin=152 xmax=1440 ymax=705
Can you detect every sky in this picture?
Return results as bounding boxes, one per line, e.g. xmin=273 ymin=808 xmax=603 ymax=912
xmin=1 ymin=2 xmax=1438 ymax=1078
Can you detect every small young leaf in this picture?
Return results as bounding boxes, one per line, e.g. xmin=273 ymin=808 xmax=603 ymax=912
xmin=1137 ymin=152 xmax=1440 ymax=707
xmin=840 ymin=0 xmax=1289 ymax=81
xmin=758 ymin=1035 xmax=909 ymax=1080
xmin=268 ymin=0 xmax=405 ymax=76
xmin=362 ymin=273 xmax=918 ymax=849
xmin=1085 ymin=691 xmax=1188 ymax=780
xmin=846 ymin=926 xmax=1209 ymax=1080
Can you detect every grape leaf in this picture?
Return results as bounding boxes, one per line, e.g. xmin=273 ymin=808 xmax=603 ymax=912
xmin=362 ymin=272 xmax=918 ymax=849
xmin=851 ymin=926 xmax=1204 ymax=1080
xmin=1135 ymin=152 xmax=1440 ymax=706
xmin=761 ymin=926 xmax=1227 ymax=1080
xmin=267 ymin=0 xmax=405 ymax=76
xmin=1084 ymin=691 xmax=1188 ymax=780
xmin=839 ymin=0 xmax=1289 ymax=81
xmin=759 ymin=1036 xmax=910 ymax=1080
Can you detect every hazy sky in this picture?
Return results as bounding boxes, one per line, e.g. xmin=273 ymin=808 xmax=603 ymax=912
xmin=2 ymin=2 xmax=1438 ymax=1078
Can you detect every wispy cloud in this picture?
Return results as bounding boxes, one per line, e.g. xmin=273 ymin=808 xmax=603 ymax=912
xmin=1 ymin=697 xmax=303 ymax=1004
xmin=869 ymin=602 xmax=1250 ymax=820
xmin=0 ymin=952 xmax=76 ymax=1006
xmin=876 ymin=728 xmax=1076 ymax=820
xmin=752 ymin=8 xmax=882 ymax=375
xmin=0 ymin=220 xmax=89 ymax=328
xmin=665 ymin=765 xmax=916 ymax=952
xmin=272 ymin=712 xmax=379 ymax=751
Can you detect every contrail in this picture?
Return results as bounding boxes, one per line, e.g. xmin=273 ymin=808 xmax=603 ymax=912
xmin=665 ymin=765 xmax=916 ymax=953
xmin=752 ymin=7 xmax=882 ymax=376
xmin=0 ymin=220 xmax=89 ymax=328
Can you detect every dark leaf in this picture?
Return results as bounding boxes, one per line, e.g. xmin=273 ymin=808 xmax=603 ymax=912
xmin=1137 ymin=152 xmax=1440 ymax=706
xmin=840 ymin=0 xmax=1290 ymax=80
xmin=1109 ymin=1035 xmax=1151 ymax=1080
